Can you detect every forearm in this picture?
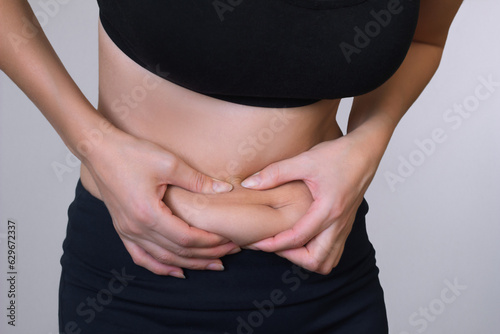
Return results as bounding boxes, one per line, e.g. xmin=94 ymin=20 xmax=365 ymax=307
xmin=347 ymin=0 xmax=464 ymax=162
xmin=0 ymin=0 xmax=114 ymax=164
xmin=346 ymin=41 xmax=444 ymax=166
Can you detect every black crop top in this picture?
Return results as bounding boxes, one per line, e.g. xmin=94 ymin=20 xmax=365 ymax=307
xmin=97 ymin=0 xmax=420 ymax=108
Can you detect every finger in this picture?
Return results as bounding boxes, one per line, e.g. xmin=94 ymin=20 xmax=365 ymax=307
xmin=276 ymin=239 xmax=342 ymax=276
xmin=241 ymin=155 xmax=308 ymax=190
xmin=151 ymin=202 xmax=233 ymax=248
xmin=305 ymin=227 xmax=345 ymax=273
xmin=140 ymin=239 xmax=226 ymax=271
xmin=123 ymin=240 xmax=185 ymax=278
xmin=309 ymin=240 xmax=345 ymax=274
xmin=168 ymin=157 xmax=233 ymax=194
xmin=149 ymin=230 xmax=240 ymax=259
xmin=248 ymin=199 xmax=329 ymax=252
xmin=275 ymin=247 xmax=312 ymax=270
xmin=300 ymin=211 xmax=358 ymax=274
xmin=278 ymin=222 xmax=348 ymax=274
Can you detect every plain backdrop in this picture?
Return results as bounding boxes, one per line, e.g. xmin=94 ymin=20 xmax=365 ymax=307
xmin=1 ymin=1 xmax=499 ymax=333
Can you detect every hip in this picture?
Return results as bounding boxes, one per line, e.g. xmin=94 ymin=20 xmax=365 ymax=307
xmin=61 ymin=179 xmax=379 ymax=310
xmin=59 ymin=179 xmax=388 ymax=333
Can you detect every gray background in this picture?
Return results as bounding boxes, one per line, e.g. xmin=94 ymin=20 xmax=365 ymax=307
xmin=1 ymin=1 xmax=498 ymax=333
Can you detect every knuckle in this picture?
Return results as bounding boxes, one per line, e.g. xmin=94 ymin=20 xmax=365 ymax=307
xmin=175 ymin=233 xmax=194 ymax=247
xmin=130 ymin=201 xmax=154 ymax=226
xmin=172 ymin=246 xmax=192 ymax=258
xmin=131 ymin=255 xmax=145 ymax=267
xmin=122 ymin=222 xmax=142 ymax=237
xmin=304 ymin=257 xmax=322 ymax=273
xmin=270 ymin=163 xmax=281 ymax=184
xmin=318 ymin=266 xmax=333 ymax=275
xmin=329 ymin=201 xmax=344 ymax=220
xmin=115 ymin=217 xmax=142 ymax=237
xmin=292 ymin=233 xmax=309 ymax=247
xmin=189 ymin=171 xmax=207 ymax=193
xmin=154 ymin=252 xmax=174 ymax=264
xmin=163 ymin=154 xmax=179 ymax=174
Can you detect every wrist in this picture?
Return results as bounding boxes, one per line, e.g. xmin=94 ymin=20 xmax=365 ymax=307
xmin=61 ymin=106 xmax=126 ymax=166
xmin=344 ymin=112 xmax=396 ymax=167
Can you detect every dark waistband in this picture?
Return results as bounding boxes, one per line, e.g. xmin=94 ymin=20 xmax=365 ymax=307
xmin=60 ymin=179 xmax=376 ymax=310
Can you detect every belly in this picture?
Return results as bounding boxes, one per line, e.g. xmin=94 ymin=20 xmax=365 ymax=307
xmin=80 ymin=21 xmax=343 ymax=198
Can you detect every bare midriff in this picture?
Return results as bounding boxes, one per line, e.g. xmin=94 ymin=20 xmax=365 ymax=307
xmin=80 ymin=21 xmax=343 ymax=246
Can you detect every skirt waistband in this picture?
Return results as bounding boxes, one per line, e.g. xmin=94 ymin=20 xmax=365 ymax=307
xmin=60 ymin=179 xmax=377 ymax=310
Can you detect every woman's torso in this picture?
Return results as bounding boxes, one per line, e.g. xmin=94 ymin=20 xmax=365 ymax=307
xmin=63 ymin=0 xmax=418 ymax=322
xmin=82 ymin=0 xmax=420 ymax=213
xmin=80 ymin=22 xmax=343 ymax=197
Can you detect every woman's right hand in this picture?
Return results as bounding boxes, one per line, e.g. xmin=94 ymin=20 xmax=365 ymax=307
xmin=0 ymin=0 xmax=239 ymax=279
xmin=81 ymin=125 xmax=239 ymax=278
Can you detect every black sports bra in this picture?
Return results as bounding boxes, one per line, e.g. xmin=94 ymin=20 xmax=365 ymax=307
xmin=97 ymin=0 xmax=420 ymax=108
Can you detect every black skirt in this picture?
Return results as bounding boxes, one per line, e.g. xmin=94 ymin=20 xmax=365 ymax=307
xmin=59 ymin=179 xmax=388 ymax=333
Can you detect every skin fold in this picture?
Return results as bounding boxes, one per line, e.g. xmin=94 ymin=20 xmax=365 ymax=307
xmin=164 ymin=181 xmax=313 ymax=246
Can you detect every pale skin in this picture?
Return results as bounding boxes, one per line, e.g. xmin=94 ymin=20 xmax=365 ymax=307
xmin=0 ymin=0 xmax=463 ymax=278
xmin=164 ymin=181 xmax=314 ymax=246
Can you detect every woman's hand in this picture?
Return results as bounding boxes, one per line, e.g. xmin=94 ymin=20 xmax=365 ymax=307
xmin=82 ymin=126 xmax=239 ymax=278
xmin=239 ymin=0 xmax=465 ymax=275
xmin=241 ymin=129 xmax=386 ymax=275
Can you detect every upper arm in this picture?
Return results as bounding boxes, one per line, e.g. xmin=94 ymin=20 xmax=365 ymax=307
xmin=413 ymin=0 xmax=464 ymax=47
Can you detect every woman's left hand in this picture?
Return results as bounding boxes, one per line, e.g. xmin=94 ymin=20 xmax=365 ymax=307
xmin=241 ymin=133 xmax=381 ymax=275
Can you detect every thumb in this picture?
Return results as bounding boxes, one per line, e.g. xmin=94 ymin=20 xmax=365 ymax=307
xmin=169 ymin=159 xmax=233 ymax=194
xmin=241 ymin=157 xmax=302 ymax=190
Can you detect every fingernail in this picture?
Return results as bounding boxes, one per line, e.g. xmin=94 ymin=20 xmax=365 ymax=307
xmin=207 ymin=263 xmax=225 ymax=271
xmin=212 ymin=179 xmax=233 ymax=193
xmin=170 ymin=271 xmax=186 ymax=279
xmin=227 ymin=247 xmax=241 ymax=255
xmin=241 ymin=173 xmax=260 ymax=188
